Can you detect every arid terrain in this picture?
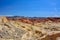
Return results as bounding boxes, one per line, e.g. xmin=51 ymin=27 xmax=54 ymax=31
xmin=0 ymin=16 xmax=60 ymax=40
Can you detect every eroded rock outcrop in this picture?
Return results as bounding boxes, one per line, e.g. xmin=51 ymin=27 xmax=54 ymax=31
xmin=0 ymin=16 xmax=60 ymax=40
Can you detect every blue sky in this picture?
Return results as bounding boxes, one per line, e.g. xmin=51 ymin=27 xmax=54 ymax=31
xmin=0 ymin=0 xmax=60 ymax=17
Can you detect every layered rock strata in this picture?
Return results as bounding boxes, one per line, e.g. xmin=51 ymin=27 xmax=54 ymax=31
xmin=0 ymin=16 xmax=60 ymax=40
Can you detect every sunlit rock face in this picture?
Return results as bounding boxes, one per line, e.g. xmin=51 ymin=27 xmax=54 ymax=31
xmin=0 ymin=16 xmax=60 ymax=40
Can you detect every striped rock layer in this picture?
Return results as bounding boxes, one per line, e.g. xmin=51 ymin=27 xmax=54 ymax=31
xmin=0 ymin=16 xmax=60 ymax=40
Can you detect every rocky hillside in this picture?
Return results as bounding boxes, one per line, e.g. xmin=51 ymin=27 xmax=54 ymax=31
xmin=0 ymin=16 xmax=60 ymax=40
